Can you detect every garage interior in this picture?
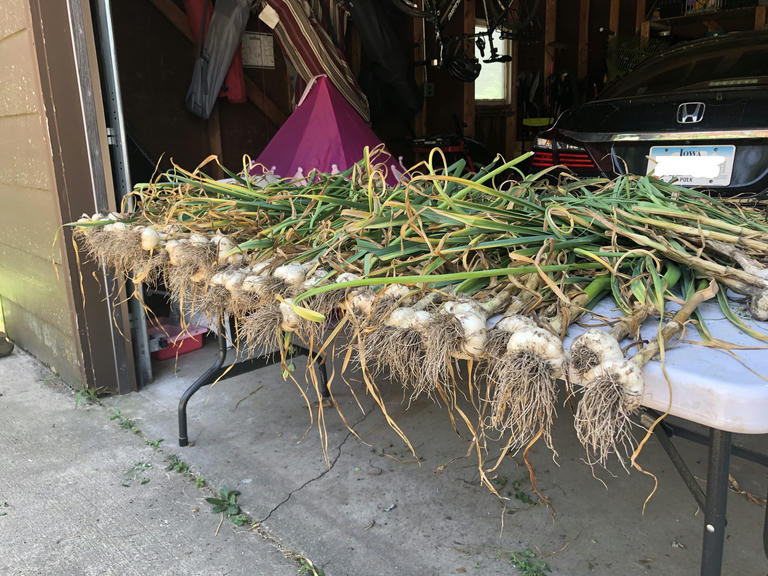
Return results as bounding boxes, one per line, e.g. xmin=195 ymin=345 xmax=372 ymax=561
xmin=99 ymin=0 xmax=768 ymax=385
xmin=1 ymin=1 xmax=768 ymax=574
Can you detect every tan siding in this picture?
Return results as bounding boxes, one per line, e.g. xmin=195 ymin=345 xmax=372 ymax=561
xmin=0 ymin=0 xmax=27 ymax=41
xmin=0 ymin=29 xmax=40 ymax=117
xmin=0 ymin=113 xmax=52 ymax=190
xmin=0 ymin=184 xmax=63 ymax=262
xmin=0 ymin=0 xmax=84 ymax=386
xmin=0 ymin=298 xmax=82 ymax=385
xmin=0 ymin=242 xmax=74 ymax=336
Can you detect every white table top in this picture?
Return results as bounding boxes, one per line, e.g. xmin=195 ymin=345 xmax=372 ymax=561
xmin=562 ymin=297 xmax=768 ymax=434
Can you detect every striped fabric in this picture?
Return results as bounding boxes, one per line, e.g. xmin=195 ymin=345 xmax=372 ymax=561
xmin=264 ymin=0 xmax=369 ymax=121
xmin=310 ymin=0 xmax=349 ymax=48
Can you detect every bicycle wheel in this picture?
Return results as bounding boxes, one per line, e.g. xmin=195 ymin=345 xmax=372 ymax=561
xmin=489 ymin=0 xmax=541 ymax=38
xmin=387 ymin=0 xmax=434 ymax=20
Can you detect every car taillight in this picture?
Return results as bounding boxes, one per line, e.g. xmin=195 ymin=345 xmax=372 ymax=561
xmin=530 ymin=140 xmax=596 ymax=171
xmin=559 ymin=151 xmax=595 ymax=169
xmin=530 ymin=151 xmax=555 ymax=168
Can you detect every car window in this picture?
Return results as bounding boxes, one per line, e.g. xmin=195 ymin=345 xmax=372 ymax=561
xmin=602 ymin=41 xmax=768 ymax=98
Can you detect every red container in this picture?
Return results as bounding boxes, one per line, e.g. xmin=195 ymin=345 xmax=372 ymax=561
xmin=148 ymin=322 xmax=207 ymax=361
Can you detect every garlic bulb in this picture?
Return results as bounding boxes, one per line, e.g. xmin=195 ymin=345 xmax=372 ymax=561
xmin=103 ymin=222 xmax=128 ymax=232
xmin=506 ymin=327 xmax=565 ymax=378
xmin=336 ymin=272 xmax=361 ymax=283
xmin=273 ymin=262 xmax=306 ymax=286
xmin=224 ymin=271 xmax=246 ymax=292
xmin=494 ymin=314 xmax=535 ymax=334
xmin=165 ymin=239 xmax=183 ymax=266
xmin=386 ymin=307 xmax=417 ymax=329
xmin=583 ymin=359 xmax=644 ymax=410
xmin=455 ymin=311 xmax=487 ymax=358
xmin=301 ymin=269 xmax=330 ymax=289
xmin=213 ymin=233 xmax=241 ymax=265
xmin=442 ymin=299 xmax=482 ymax=317
xmin=348 ymin=290 xmax=375 ymax=316
xmin=242 ymin=274 xmax=266 ymax=293
xmin=279 ymin=299 xmax=300 ymax=332
xmin=749 ymin=290 xmax=768 ymax=322
xmin=209 ymin=271 xmax=228 ymax=286
xmin=250 ymin=260 xmax=273 ymax=276
xmin=141 ymin=228 xmax=161 ymax=251
xmin=567 ymin=328 xmax=624 ymax=387
xmin=380 ymin=284 xmax=411 ymax=300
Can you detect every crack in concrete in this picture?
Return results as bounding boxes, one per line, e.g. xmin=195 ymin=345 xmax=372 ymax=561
xmin=256 ymin=408 xmax=372 ymax=525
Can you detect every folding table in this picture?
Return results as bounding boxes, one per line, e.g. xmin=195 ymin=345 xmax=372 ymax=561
xmin=177 ymin=315 xmax=330 ymax=447
xmin=563 ymin=297 xmax=768 ymax=576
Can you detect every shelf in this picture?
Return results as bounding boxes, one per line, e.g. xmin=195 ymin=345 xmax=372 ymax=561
xmin=651 ymin=5 xmax=759 ymax=26
xmin=641 ymin=4 xmax=767 ymax=39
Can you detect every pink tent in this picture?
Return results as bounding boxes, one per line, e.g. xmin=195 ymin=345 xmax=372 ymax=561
xmin=250 ymin=76 xmax=400 ymax=184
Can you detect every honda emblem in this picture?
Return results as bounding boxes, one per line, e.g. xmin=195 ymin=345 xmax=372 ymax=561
xmin=677 ymin=102 xmax=705 ymax=124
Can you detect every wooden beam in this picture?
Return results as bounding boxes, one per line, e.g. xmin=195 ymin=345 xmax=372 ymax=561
xmin=462 ymin=0 xmax=475 ymax=139
xmin=640 ymin=20 xmax=651 ymax=42
xmin=147 ymin=0 xmax=287 ymax=126
xmin=208 ymin=104 xmax=224 ymax=178
xmin=412 ymin=12 xmax=427 ymax=138
xmin=506 ymin=38 xmax=519 ymax=159
xmin=543 ymin=0 xmax=557 ymax=79
xmin=635 ymin=0 xmax=647 ymax=35
xmin=577 ymin=0 xmax=590 ymax=80
xmin=756 ymin=5 xmax=768 ymax=30
xmin=609 ymin=0 xmax=620 ymax=37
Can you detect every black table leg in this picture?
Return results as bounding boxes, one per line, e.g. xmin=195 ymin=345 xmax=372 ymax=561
xmin=318 ymin=356 xmax=330 ymax=399
xmin=700 ymin=429 xmax=732 ymax=576
xmin=764 ymin=484 xmax=768 ymax=559
xmin=177 ymin=319 xmax=332 ymax=446
xmin=647 ymin=415 xmax=706 ymax=510
xmin=178 ymin=324 xmax=228 ymax=447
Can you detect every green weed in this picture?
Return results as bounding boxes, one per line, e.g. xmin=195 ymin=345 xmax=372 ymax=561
xmin=109 ymin=408 xmax=140 ymax=434
xmin=230 ymin=513 xmax=252 ymax=527
xmin=205 ymin=487 xmax=251 ymax=526
xmin=511 ymin=480 xmax=537 ymax=505
xmin=75 ymin=386 xmax=108 ymax=408
xmin=498 ymin=549 xmax=551 ymax=576
xmin=145 ymin=438 xmax=164 ymax=450
xmin=165 ymin=455 xmax=190 ymax=474
xmin=297 ymin=556 xmax=325 ymax=576
xmin=123 ymin=462 xmax=152 ymax=487
xmin=194 ymin=476 xmax=206 ymax=488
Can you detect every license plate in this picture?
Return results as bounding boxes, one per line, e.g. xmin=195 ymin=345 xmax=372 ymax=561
xmin=647 ymin=145 xmax=735 ymax=186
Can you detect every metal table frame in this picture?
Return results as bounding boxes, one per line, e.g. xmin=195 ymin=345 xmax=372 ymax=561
xmin=178 ymin=317 xmax=329 ymax=447
xmin=641 ymin=411 xmax=768 ymax=575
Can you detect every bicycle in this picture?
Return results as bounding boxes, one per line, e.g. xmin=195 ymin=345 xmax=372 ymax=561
xmin=388 ymin=0 xmax=540 ymax=82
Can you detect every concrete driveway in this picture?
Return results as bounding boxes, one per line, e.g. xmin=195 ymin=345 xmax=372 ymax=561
xmin=1 ymin=341 xmax=766 ymax=575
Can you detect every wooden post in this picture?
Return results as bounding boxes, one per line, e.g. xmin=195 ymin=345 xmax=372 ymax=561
xmin=412 ymin=14 xmax=427 ymax=138
xmin=755 ymin=5 xmax=768 ymax=30
xmin=543 ymin=0 xmax=557 ymax=80
xmin=463 ymin=0 xmax=475 ymax=138
xmin=577 ymin=0 xmax=590 ymax=80
xmin=635 ymin=0 xmax=647 ymax=35
xmin=208 ymin=104 xmax=224 ymax=178
xmin=640 ymin=20 xmax=651 ymax=42
xmin=506 ymin=38 xmax=519 ymax=159
xmin=609 ymin=0 xmax=620 ymax=36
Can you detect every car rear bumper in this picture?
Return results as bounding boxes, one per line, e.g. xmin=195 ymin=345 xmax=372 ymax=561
xmin=536 ymin=128 xmax=768 ymax=197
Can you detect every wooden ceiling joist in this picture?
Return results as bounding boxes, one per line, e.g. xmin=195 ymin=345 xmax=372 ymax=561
xmin=147 ymin=0 xmax=287 ymax=126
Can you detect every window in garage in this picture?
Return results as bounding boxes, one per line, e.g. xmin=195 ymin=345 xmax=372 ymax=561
xmin=474 ymin=21 xmax=512 ymax=104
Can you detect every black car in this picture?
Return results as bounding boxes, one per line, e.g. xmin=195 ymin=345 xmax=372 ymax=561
xmin=530 ymin=31 xmax=768 ymax=197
